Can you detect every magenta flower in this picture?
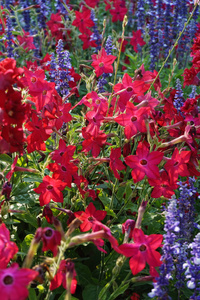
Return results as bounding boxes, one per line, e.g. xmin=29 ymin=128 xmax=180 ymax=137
xmin=0 ymin=223 xmax=18 ymax=269
xmin=50 ymin=260 xmax=77 ymax=293
xmin=125 ymin=142 xmax=163 ymax=183
xmin=0 ymin=263 xmax=38 ymax=300
xmin=109 ymin=147 xmax=126 ymax=179
xmin=74 ymin=202 xmax=107 ymax=232
xmin=41 ymin=227 xmax=62 ymax=256
xmin=34 ymin=175 xmax=67 ymax=206
xmin=118 ymin=228 xmax=163 ymax=275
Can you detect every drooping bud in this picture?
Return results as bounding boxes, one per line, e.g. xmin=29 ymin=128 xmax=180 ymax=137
xmin=2 ymin=182 xmax=12 ymax=200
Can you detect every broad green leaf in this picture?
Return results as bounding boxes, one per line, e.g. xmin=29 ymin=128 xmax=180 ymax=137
xmin=108 ymin=283 xmax=129 ymax=300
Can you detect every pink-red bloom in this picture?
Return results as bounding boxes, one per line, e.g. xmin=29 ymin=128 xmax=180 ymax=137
xmin=0 ymin=263 xmax=38 ymax=300
xmin=130 ymin=30 xmax=146 ymax=53
xmin=109 ymin=147 xmax=126 ymax=179
xmin=74 ymin=202 xmax=107 ymax=232
xmin=50 ymin=259 xmax=77 ymax=293
xmin=118 ymin=228 xmax=163 ymax=275
xmin=91 ymin=48 xmax=116 ymax=77
xmin=41 ymin=227 xmax=62 ymax=256
xmin=34 ymin=175 xmax=67 ymax=206
xmin=125 ymin=142 xmax=163 ymax=183
xmin=0 ymin=223 xmax=18 ymax=268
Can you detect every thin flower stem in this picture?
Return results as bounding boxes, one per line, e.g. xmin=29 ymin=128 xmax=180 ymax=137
xmin=109 ymin=178 xmax=118 ymax=209
xmin=106 ymin=15 xmax=128 ymax=116
xmin=147 ymin=3 xmax=199 ymax=92
xmin=107 ymin=270 xmax=132 ymax=300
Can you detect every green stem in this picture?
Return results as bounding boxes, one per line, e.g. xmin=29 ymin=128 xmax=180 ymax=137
xmin=109 ymin=188 xmax=137 ymax=226
xmin=147 ymin=3 xmax=199 ymax=92
xmin=106 ymin=15 xmax=128 ymax=116
xmin=107 ymin=270 xmax=132 ymax=300
xmin=109 ymin=177 xmax=118 ymax=209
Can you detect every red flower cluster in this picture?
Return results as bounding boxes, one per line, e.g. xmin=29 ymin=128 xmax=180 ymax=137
xmin=0 ymin=223 xmax=38 ymax=300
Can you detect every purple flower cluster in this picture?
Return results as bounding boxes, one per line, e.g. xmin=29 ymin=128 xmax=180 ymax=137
xmin=49 ymin=39 xmax=72 ymax=97
xmin=149 ymin=178 xmax=197 ymax=299
xmin=90 ymin=10 xmax=102 ymax=51
xmin=184 ymin=233 xmax=200 ymax=298
xmin=173 ymin=79 xmax=185 ymax=114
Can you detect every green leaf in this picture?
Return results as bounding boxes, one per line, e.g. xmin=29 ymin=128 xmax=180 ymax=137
xmin=15 ymin=213 xmax=38 ymax=228
xmin=0 ymin=154 xmax=12 ymax=163
xmin=28 ymin=288 xmax=37 ymax=300
xmin=82 ymin=284 xmax=100 ymax=300
xmin=75 ymin=263 xmax=93 ymax=286
xmin=57 ymin=291 xmax=79 ymax=300
xmin=105 ymin=206 xmax=117 ymax=218
xmin=21 ymin=234 xmax=34 ymax=254
xmin=108 ymin=283 xmax=129 ymax=300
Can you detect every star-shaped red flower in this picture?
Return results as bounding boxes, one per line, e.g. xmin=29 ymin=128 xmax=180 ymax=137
xmin=118 ymin=228 xmax=163 ymax=275
xmin=91 ymin=48 xmax=117 ymax=77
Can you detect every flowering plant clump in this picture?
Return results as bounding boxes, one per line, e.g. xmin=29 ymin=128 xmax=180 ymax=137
xmin=1 ymin=1 xmax=200 ymax=299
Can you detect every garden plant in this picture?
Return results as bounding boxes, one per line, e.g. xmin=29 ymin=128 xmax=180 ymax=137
xmin=1 ymin=0 xmax=200 ymax=299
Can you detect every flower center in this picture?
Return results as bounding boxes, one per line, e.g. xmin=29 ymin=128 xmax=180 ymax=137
xmin=88 ymin=216 xmax=94 ymax=221
xmin=131 ymin=116 xmax=137 ymax=122
xmin=139 ymin=244 xmax=147 ymax=252
xmin=140 ymin=159 xmax=147 ymax=165
xmin=44 ymin=228 xmax=53 ymax=237
xmin=99 ymin=62 xmax=104 ymax=67
xmin=126 ymin=87 xmax=133 ymax=92
xmin=43 ymin=90 xmax=47 ymax=95
xmin=8 ymin=110 xmax=14 ymax=117
xmin=95 ymin=99 xmax=101 ymax=105
xmin=3 ymin=275 xmax=14 ymax=285
xmin=47 ymin=185 xmax=53 ymax=190
xmin=174 ymin=161 xmax=179 ymax=166
xmin=61 ymin=166 xmax=67 ymax=171
xmin=31 ymin=76 xmax=37 ymax=83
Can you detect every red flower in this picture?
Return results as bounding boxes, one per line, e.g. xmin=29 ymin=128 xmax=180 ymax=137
xmin=164 ymin=148 xmax=191 ymax=181
xmin=85 ymin=0 xmax=99 ymax=8
xmin=114 ymin=73 xmax=136 ymax=111
xmin=72 ymin=9 xmax=94 ymax=33
xmin=47 ymin=160 xmax=78 ymax=188
xmin=25 ymin=112 xmax=50 ymax=153
xmin=82 ymin=127 xmax=109 ymax=158
xmin=51 ymin=139 xmax=76 ymax=163
xmin=85 ymin=110 xmax=104 ymax=137
xmin=46 ymin=13 xmax=64 ymax=40
xmin=125 ymin=142 xmax=163 ymax=183
xmin=50 ymin=259 xmax=77 ymax=293
xmin=182 ymin=67 xmax=200 ymax=87
xmin=91 ymin=48 xmax=117 ymax=77
xmin=148 ymin=170 xmax=177 ymax=199
xmin=109 ymin=147 xmax=126 ymax=179
xmin=34 ymin=175 xmax=67 ymax=206
xmin=130 ymin=30 xmax=146 ymax=53
xmin=41 ymin=227 xmax=61 ymax=256
xmin=0 ymin=223 xmax=18 ymax=269
xmin=110 ymin=1 xmax=128 ymax=22
xmin=0 ymin=263 xmax=38 ymax=300
xmin=115 ymin=102 xmax=149 ymax=139
xmin=131 ymin=293 xmax=140 ymax=300
xmin=79 ymin=29 xmax=97 ymax=50
xmin=74 ymin=202 xmax=107 ymax=232
xmin=0 ymin=58 xmax=23 ymax=91
xmin=17 ymin=30 xmax=36 ymax=52
xmin=118 ymin=228 xmax=163 ymax=275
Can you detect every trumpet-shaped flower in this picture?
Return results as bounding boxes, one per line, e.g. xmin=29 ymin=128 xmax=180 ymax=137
xmin=125 ymin=142 xmax=163 ymax=183
xmin=118 ymin=228 xmax=163 ymax=275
